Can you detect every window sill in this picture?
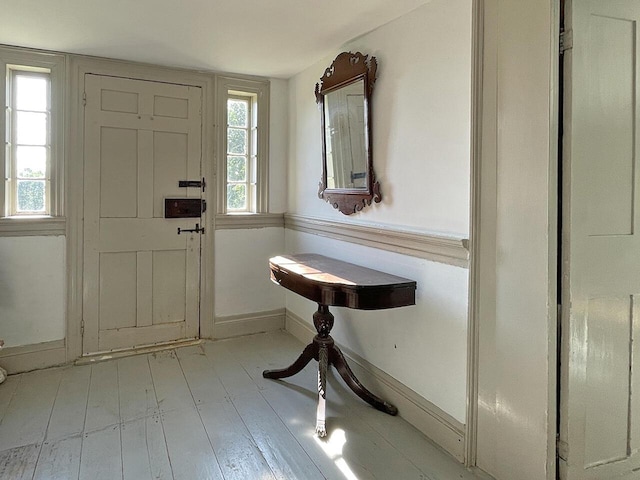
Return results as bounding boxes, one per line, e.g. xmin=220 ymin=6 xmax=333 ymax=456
xmin=214 ymin=213 xmax=284 ymax=230
xmin=0 ymin=216 xmax=66 ymax=237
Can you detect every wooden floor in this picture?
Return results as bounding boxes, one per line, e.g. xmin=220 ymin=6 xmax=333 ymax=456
xmin=0 ymin=331 xmax=481 ymax=480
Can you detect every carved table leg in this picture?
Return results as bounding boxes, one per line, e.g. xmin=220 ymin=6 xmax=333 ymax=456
xmin=330 ymin=343 xmax=398 ymax=416
xmin=263 ymin=342 xmax=316 ymax=379
xmin=316 ymin=343 xmax=329 ymax=437
xmin=313 ymin=305 xmax=333 ymax=437
xmin=263 ymin=303 xmax=397 ymax=436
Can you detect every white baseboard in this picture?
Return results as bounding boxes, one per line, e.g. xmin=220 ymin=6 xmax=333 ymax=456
xmin=0 ymin=339 xmax=67 ymax=374
xmin=214 ymin=308 xmax=286 ymax=339
xmin=285 ymin=311 xmax=466 ymax=462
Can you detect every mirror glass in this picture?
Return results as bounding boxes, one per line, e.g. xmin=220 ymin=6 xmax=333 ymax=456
xmin=323 ymin=80 xmax=367 ymax=190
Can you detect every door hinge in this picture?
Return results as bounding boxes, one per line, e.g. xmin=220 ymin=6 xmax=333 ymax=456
xmin=557 ymin=436 xmax=568 ymax=461
xmin=82 ymin=91 xmax=87 ymax=107
xmin=560 ymin=30 xmax=573 ymax=54
xmin=81 ymin=319 xmax=85 ymax=335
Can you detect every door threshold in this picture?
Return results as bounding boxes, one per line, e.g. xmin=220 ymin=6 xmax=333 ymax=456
xmin=76 ymin=338 xmax=203 ymax=365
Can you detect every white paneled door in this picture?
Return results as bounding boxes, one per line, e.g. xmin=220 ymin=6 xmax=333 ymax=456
xmin=560 ymin=1 xmax=640 ymax=479
xmin=83 ymin=74 xmax=202 ymax=354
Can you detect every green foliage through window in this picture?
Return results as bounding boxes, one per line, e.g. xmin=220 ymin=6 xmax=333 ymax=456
xmin=17 ymin=181 xmax=45 ymax=212
xmin=9 ymin=69 xmax=51 ymax=215
xmin=226 ymin=95 xmax=253 ymax=211
xmin=227 ymin=184 xmax=246 ymax=210
xmin=227 ymin=156 xmax=246 ymax=182
xmin=228 ymin=99 xmax=248 ymax=127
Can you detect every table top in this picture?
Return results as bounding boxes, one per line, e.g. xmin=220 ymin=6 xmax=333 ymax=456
xmin=269 ymin=253 xmax=416 ymax=310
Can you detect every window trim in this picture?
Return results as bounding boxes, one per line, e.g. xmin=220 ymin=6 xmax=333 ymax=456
xmin=226 ymin=94 xmax=254 ymax=212
xmin=216 ymin=76 xmax=269 ymax=214
xmin=0 ymin=47 xmax=65 ymax=227
xmin=7 ymin=68 xmax=51 ymax=216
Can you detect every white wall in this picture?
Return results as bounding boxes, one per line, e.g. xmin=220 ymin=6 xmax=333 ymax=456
xmin=475 ymin=1 xmax=557 ymax=479
xmin=0 ymin=236 xmax=66 ymax=347
xmin=288 ymin=0 xmax=472 ymax=236
xmin=286 ymin=0 xmax=473 ymax=424
xmin=214 ymin=227 xmax=285 ymax=317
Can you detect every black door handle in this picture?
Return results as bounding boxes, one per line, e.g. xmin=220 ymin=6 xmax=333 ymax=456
xmin=177 ymin=223 xmax=205 ymax=235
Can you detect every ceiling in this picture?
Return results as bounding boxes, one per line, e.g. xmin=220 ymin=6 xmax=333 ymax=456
xmin=0 ymin=0 xmax=430 ymax=78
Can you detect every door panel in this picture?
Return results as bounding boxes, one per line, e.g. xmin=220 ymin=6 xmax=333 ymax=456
xmin=561 ymin=1 xmax=640 ymax=478
xmin=583 ymin=295 xmax=632 ymax=467
xmin=153 ymin=250 xmax=187 ymax=324
xmin=83 ymin=74 xmax=202 ymax=354
xmin=153 ymin=131 xmax=188 ymax=217
xmin=99 ymin=252 xmax=137 ymax=330
xmin=99 ymin=127 xmax=138 ymax=218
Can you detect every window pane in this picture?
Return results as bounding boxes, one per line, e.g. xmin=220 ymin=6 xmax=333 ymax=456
xmin=228 ymin=99 xmax=247 ymax=127
xmin=227 ymin=156 xmax=246 ymax=182
xmin=16 ymin=111 xmax=47 ymax=145
xmin=227 ymin=184 xmax=246 ymax=210
xmin=17 ymin=180 xmax=46 ymax=212
xmin=227 ymin=128 xmax=247 ymax=155
xmin=15 ymin=75 xmax=48 ymax=111
xmin=17 ymin=146 xmax=47 ymax=178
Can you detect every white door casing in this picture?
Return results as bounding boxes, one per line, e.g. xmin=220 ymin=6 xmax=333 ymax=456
xmin=82 ymin=74 xmax=202 ymax=354
xmin=561 ymin=1 xmax=640 ymax=478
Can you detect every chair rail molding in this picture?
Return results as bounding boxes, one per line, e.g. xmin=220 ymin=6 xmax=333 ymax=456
xmin=284 ymin=214 xmax=469 ymax=268
xmin=215 ymin=213 xmax=284 ymax=230
xmin=0 ymin=217 xmax=66 ymax=236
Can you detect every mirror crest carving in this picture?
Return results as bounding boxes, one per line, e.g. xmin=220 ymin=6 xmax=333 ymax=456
xmin=316 ymin=52 xmax=381 ymax=215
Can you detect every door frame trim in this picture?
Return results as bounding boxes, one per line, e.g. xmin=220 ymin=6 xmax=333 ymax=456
xmin=465 ymin=0 xmax=484 ymax=467
xmin=467 ymin=0 xmax=560 ymax=477
xmin=66 ymin=56 xmax=216 ymax=360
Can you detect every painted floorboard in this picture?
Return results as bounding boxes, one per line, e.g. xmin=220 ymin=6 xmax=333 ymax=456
xmin=202 ymin=341 xmax=258 ymax=396
xmin=339 ymin=387 xmax=479 ymax=480
xmin=0 ymin=368 xmax=62 ymax=451
xmin=118 ymin=354 xmax=158 ymax=422
xmin=222 ymin=334 xmax=280 ymax=390
xmin=0 ymin=443 xmax=39 ymax=480
xmin=47 ymin=365 xmax=91 ymax=441
xmin=33 ymin=434 xmax=82 ymax=480
xmin=79 ymin=425 xmax=122 ymax=480
xmin=264 ymin=372 xmax=435 ymax=480
xmin=148 ymin=350 xmax=194 ymax=414
xmin=160 ymin=405 xmax=224 ymax=480
xmin=0 ymin=375 xmax=20 ymax=424
xmin=199 ymin=398 xmax=276 ymax=480
xmin=231 ymin=389 xmax=325 ymax=480
xmin=261 ymin=378 xmax=375 ymax=480
xmin=85 ymin=361 xmax=120 ymax=433
xmin=175 ymin=345 xmax=228 ymax=405
xmin=0 ymin=332 xmax=481 ymax=480
xmin=121 ymin=415 xmax=172 ymax=480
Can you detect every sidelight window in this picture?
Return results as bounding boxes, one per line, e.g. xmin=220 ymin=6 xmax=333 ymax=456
xmin=7 ymin=69 xmax=51 ymax=214
xmin=217 ymin=76 xmax=269 ymax=214
xmin=0 ymin=47 xmax=64 ymax=224
xmin=226 ymin=94 xmax=255 ymax=211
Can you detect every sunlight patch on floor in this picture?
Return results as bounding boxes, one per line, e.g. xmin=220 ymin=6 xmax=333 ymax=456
xmin=315 ymin=428 xmax=359 ymax=480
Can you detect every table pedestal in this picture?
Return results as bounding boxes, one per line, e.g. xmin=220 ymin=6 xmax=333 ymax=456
xmin=263 ymin=304 xmax=397 ymax=436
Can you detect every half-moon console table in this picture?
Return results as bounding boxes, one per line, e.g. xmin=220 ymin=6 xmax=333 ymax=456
xmin=263 ymin=253 xmax=416 ymax=436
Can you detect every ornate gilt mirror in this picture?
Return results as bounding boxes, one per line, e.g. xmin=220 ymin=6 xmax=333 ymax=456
xmin=316 ymin=52 xmax=381 ymax=215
